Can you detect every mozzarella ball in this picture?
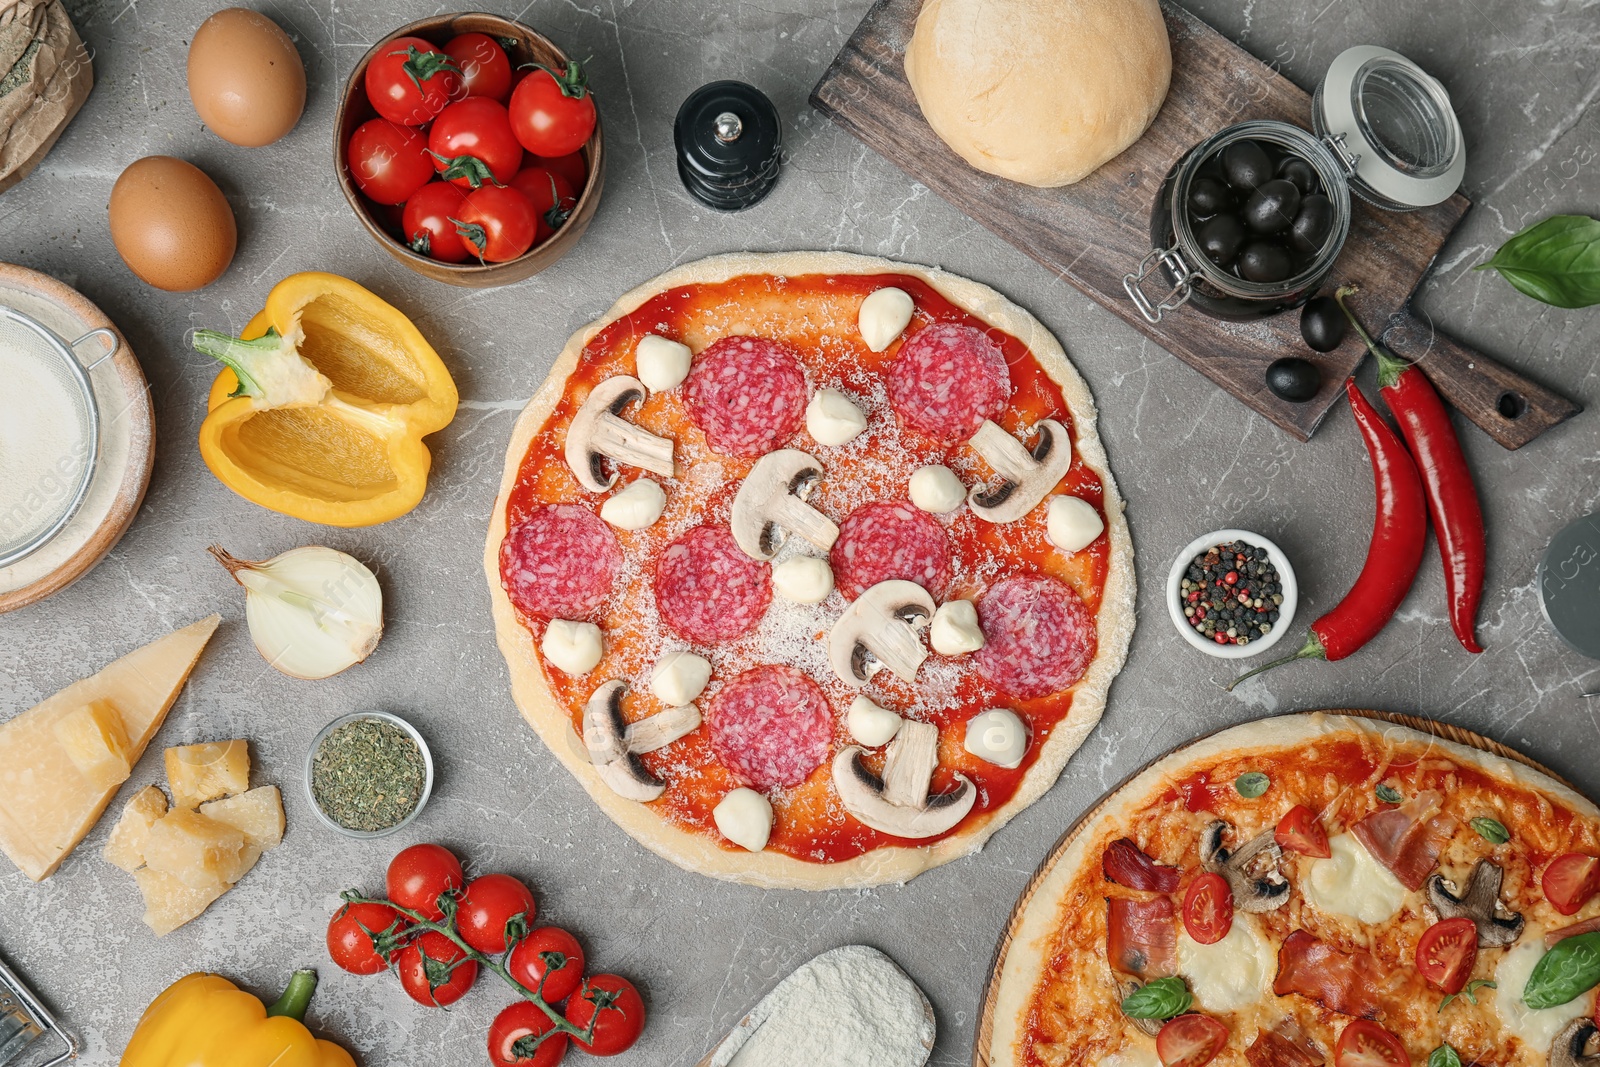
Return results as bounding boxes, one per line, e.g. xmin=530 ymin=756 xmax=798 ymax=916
xmin=858 ymin=287 xmax=915 ymax=352
xmin=1047 ymin=494 xmax=1105 ymax=553
xmin=635 ymin=335 xmax=692 ymax=392
xmin=713 ymin=788 xmax=773 ymax=852
xmin=600 ymin=478 xmax=667 ymax=530
xmin=964 ymin=708 xmax=1028 ymax=768
xmin=650 ymin=650 xmax=712 ymax=706
xmin=772 ymin=555 xmax=834 ymax=604
xmin=909 ymin=465 xmax=965 ymax=513
xmin=541 ymin=620 xmax=604 ymax=675
xmin=805 ymin=387 xmax=868 ymax=446
xmin=930 ymin=599 xmax=985 ymax=655
xmin=847 ymin=696 xmax=903 ymax=747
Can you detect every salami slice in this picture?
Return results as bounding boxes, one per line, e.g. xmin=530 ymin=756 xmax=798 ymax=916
xmin=710 ymin=665 xmax=832 ymax=790
xmin=830 ymin=500 xmax=953 ymax=600
xmin=974 ymin=575 xmax=1096 ymax=698
xmin=887 ymin=323 xmax=1010 ymax=443
xmin=654 ymin=524 xmax=772 ymax=643
xmin=500 ymin=504 xmax=622 ymax=620
xmin=682 ymin=336 xmax=808 ymax=456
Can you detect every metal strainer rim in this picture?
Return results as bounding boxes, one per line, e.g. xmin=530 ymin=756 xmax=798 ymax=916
xmin=0 ymin=304 xmax=109 ymax=569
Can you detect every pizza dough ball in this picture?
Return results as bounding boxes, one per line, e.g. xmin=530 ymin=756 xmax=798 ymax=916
xmin=904 ymin=0 xmax=1172 ymax=187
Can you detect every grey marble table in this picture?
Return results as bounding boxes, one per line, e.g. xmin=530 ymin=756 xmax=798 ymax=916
xmin=1 ymin=0 xmax=1596 ymax=1063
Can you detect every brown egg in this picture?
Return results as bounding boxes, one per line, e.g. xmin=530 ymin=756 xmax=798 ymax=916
xmin=108 ymin=157 xmax=237 ymax=292
xmin=187 ymin=8 xmax=306 ymax=148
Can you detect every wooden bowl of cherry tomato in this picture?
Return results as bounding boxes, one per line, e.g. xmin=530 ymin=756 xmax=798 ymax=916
xmin=335 ymin=12 xmax=604 ymax=288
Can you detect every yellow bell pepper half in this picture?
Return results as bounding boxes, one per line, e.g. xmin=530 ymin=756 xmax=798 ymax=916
xmin=120 ymin=970 xmax=357 ymax=1067
xmin=194 ymin=272 xmax=458 ymax=527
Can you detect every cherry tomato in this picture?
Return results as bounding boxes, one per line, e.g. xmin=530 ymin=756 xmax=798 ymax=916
xmin=508 ymin=166 xmax=576 ymax=243
xmin=1544 ymin=853 xmax=1600 ymax=916
xmin=396 ymin=930 xmax=478 ymax=1007
xmin=509 ymin=62 xmax=597 ymax=157
xmin=564 ymin=974 xmax=645 ymax=1056
xmin=402 ymin=181 xmax=471 ymax=262
xmin=530 ymin=152 xmax=587 ymax=193
xmin=347 ymin=119 xmax=434 ymax=205
xmin=428 ymin=98 xmax=523 ymax=190
xmin=1155 ymin=1015 xmax=1229 ymax=1067
xmin=1334 ymin=1020 xmax=1409 ymax=1067
xmin=489 ymin=1001 xmax=569 ymax=1067
xmin=327 ymin=901 xmax=409 ymax=975
xmin=1275 ymin=804 xmax=1332 ymax=859
xmin=507 ymin=926 xmax=586 ymax=1005
xmin=1414 ymin=916 xmax=1478 ymax=995
xmin=455 ymin=185 xmax=537 ymax=263
xmin=458 ymin=873 xmax=538 ymax=955
xmin=1181 ymin=872 xmax=1234 ymax=946
xmin=365 ymin=36 xmax=461 ymax=125
xmin=386 ymin=843 xmax=465 ymax=921
xmin=444 ymin=32 xmax=513 ymax=102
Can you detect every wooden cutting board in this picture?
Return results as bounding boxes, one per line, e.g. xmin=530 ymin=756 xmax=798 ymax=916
xmin=810 ymin=0 xmax=1581 ymax=449
xmin=969 ymin=708 xmax=1577 ymax=1066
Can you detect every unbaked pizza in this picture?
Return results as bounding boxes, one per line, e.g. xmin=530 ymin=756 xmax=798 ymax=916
xmin=986 ymin=712 xmax=1600 ymax=1067
xmin=484 ymin=252 xmax=1132 ymax=889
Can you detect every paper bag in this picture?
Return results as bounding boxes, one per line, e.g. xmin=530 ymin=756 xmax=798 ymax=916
xmin=0 ymin=0 xmax=93 ymax=194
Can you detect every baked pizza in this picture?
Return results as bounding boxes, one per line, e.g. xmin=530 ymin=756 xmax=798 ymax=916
xmin=483 ymin=251 xmax=1133 ymax=888
xmin=986 ymin=712 xmax=1600 ymax=1067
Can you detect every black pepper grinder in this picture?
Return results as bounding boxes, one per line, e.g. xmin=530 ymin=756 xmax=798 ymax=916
xmin=674 ymin=80 xmax=782 ymax=211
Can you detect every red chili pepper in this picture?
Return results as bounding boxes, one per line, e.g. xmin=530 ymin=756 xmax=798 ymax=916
xmin=1335 ymin=286 xmax=1486 ymax=653
xmin=1229 ymin=378 xmax=1428 ymax=689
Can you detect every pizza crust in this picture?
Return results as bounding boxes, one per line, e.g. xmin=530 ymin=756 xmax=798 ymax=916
xmin=484 ymin=251 xmax=1136 ymax=890
xmin=983 ymin=711 xmax=1600 ymax=1067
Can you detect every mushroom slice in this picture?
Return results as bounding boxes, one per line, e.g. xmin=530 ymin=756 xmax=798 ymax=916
xmin=564 ymin=375 xmax=676 ymax=493
xmin=1551 ymin=1018 xmax=1600 ymax=1067
xmin=832 ymin=720 xmax=975 ymax=839
xmin=1426 ymin=859 xmax=1524 ymax=947
xmin=1116 ymin=978 xmax=1163 ymax=1038
xmin=729 ymin=449 xmax=840 ymax=561
xmin=581 ymin=680 xmax=701 ymax=802
xmin=966 ymin=419 xmax=1073 ymax=524
xmin=1199 ymin=820 xmax=1290 ymax=913
xmin=828 ymin=579 xmax=936 ymax=687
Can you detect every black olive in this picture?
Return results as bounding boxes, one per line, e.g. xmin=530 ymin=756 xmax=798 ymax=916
xmin=1221 ymin=140 xmax=1273 ymax=191
xmin=1243 ymin=179 xmax=1302 ymax=234
xmin=1187 ymin=177 xmax=1231 ymax=218
xmin=1290 ymin=194 xmax=1335 ymax=254
xmin=1276 ymin=155 xmax=1318 ymax=195
xmin=1237 ymin=241 xmax=1293 ymax=283
xmin=1266 ymin=358 xmax=1322 ymax=402
xmin=1197 ymin=214 xmax=1245 ymax=265
xmin=1300 ymin=295 xmax=1348 ymax=351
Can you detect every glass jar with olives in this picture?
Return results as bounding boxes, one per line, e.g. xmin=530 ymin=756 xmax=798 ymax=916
xmin=1124 ymin=45 xmax=1466 ymax=324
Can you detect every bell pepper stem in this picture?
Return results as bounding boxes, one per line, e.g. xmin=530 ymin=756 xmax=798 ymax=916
xmin=1334 ymin=286 xmax=1412 ymax=390
xmin=266 ymin=969 xmax=319 ymax=1021
xmin=192 ymin=327 xmax=331 ymax=408
xmin=1225 ymin=633 xmax=1326 ymax=691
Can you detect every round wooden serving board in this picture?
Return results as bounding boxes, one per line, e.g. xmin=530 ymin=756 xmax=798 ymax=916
xmin=970 ymin=708 xmax=1577 ymax=1067
xmin=0 ymin=263 xmax=154 ymax=614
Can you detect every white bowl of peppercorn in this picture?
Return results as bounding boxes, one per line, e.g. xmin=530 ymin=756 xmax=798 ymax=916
xmin=1167 ymin=529 xmax=1298 ymax=659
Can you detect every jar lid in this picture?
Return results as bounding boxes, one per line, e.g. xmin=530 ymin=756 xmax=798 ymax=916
xmin=1540 ymin=512 xmax=1600 ymax=660
xmin=1314 ymin=45 xmax=1465 ymax=210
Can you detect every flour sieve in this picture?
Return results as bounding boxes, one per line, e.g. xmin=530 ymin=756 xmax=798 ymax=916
xmin=0 ymin=304 xmax=119 ymax=569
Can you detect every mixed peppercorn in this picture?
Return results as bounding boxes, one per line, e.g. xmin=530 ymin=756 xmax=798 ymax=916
xmin=1180 ymin=540 xmax=1284 ymax=646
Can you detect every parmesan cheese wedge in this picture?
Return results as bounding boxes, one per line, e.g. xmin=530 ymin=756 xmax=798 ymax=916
xmin=0 ymin=615 xmax=221 ymax=881
xmin=103 ymin=785 xmax=170 ymax=873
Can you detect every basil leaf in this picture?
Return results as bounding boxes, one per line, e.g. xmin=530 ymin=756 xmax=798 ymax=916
xmin=1428 ymin=1044 xmax=1462 ymax=1067
xmin=1476 ymin=214 xmax=1600 ymax=309
xmin=1235 ymin=772 xmax=1270 ymax=799
xmin=1438 ymin=978 xmax=1496 ymax=1013
xmin=1472 ymin=816 xmax=1511 ymax=845
xmin=1524 ymin=932 xmax=1600 ymax=1009
xmin=1376 ymin=783 xmax=1403 ymax=804
xmin=1120 ymin=976 xmax=1192 ymax=1020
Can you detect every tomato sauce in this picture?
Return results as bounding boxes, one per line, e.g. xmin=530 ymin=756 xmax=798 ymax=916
xmin=503 ymin=272 xmax=1113 ymax=864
